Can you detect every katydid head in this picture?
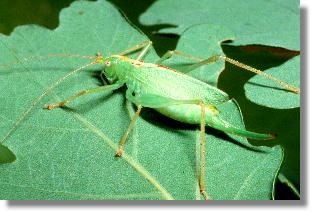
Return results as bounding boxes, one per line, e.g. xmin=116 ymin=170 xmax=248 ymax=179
xmin=95 ymin=54 xmax=120 ymax=84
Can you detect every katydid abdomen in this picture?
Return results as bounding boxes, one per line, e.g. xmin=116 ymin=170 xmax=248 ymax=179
xmin=156 ymin=104 xmax=273 ymax=140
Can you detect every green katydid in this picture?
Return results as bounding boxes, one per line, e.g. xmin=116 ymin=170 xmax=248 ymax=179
xmin=0 ymin=40 xmax=299 ymax=200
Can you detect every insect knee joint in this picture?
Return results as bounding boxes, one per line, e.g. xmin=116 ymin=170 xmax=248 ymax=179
xmin=79 ymin=90 xmax=88 ymax=95
xmin=198 ymin=100 xmax=205 ymax=106
xmin=207 ymin=105 xmax=219 ymax=115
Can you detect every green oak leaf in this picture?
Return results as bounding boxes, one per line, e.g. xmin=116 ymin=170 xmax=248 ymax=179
xmin=140 ymin=0 xmax=300 ymax=110
xmin=0 ymin=0 xmax=282 ymax=200
xmin=140 ymin=0 xmax=299 ymax=50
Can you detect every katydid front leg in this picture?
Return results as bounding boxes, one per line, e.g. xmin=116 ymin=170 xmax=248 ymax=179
xmin=118 ymin=40 xmax=152 ymax=60
xmin=46 ymin=82 xmax=124 ymax=110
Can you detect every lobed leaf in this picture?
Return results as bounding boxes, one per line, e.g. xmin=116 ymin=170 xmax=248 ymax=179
xmin=0 ymin=0 xmax=282 ymax=200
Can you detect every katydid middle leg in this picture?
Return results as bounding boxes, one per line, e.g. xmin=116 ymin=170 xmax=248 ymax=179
xmin=181 ymin=55 xmax=299 ymax=93
xmin=198 ymin=100 xmax=209 ymax=200
xmin=125 ymin=91 xmax=210 ymax=200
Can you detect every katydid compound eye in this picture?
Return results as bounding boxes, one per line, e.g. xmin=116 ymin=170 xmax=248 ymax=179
xmin=105 ymin=61 xmax=111 ymax=66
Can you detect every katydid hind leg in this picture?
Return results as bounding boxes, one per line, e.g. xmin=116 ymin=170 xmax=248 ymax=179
xmin=177 ymin=53 xmax=299 ymax=94
xmin=46 ymin=82 xmax=124 ymax=110
xmin=156 ymin=49 xmax=299 ymax=93
xmin=220 ymin=56 xmax=300 ymax=94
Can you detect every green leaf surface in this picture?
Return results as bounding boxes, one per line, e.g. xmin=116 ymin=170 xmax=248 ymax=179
xmin=0 ymin=0 xmax=282 ymax=200
xmin=245 ymin=56 xmax=300 ymax=109
xmin=0 ymin=144 xmax=16 ymax=164
xmin=140 ymin=0 xmax=299 ymax=50
xmin=161 ymin=24 xmax=234 ymax=86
